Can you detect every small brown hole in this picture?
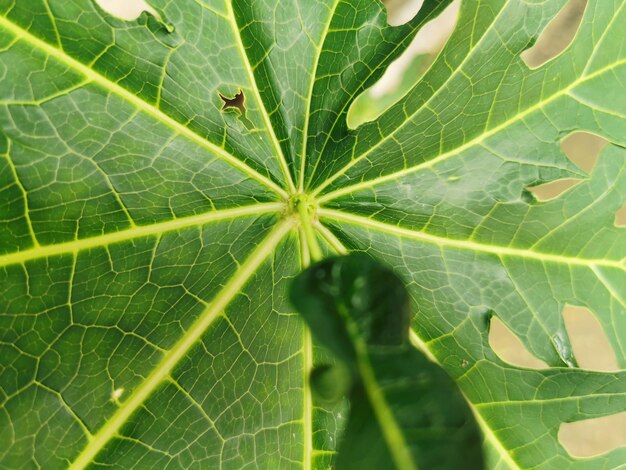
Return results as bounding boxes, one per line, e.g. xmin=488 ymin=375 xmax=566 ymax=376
xmin=559 ymin=413 xmax=626 ymax=457
xmin=521 ymin=0 xmax=586 ymax=69
xmin=562 ymin=305 xmax=619 ymax=372
xmin=488 ymin=317 xmax=547 ymax=369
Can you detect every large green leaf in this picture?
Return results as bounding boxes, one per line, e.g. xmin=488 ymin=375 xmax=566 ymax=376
xmin=0 ymin=0 xmax=624 ymax=468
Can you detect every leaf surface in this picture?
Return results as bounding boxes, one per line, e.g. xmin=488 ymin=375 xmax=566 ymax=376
xmin=0 ymin=0 xmax=624 ymax=468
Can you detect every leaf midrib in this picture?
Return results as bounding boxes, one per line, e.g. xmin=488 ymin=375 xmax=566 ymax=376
xmin=298 ymin=0 xmax=340 ymax=192
xmin=0 ymin=14 xmax=288 ymax=199
xmin=0 ymin=203 xmax=283 ymax=267
xmin=318 ymin=208 xmax=625 ymax=270
xmin=68 ymin=219 xmax=293 ymax=470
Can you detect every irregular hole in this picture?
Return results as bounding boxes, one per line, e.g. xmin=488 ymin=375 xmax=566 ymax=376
xmin=383 ymin=0 xmax=425 ymax=27
xmin=563 ymin=305 xmax=620 ymax=371
xmin=219 ymin=90 xmax=246 ymax=114
xmin=614 ymin=203 xmax=626 ymax=227
xmin=561 ymin=131 xmax=608 ymax=173
xmin=219 ymin=90 xmax=253 ymax=129
xmin=488 ymin=317 xmax=548 ymax=369
xmin=526 ymin=131 xmax=608 ymax=202
xmin=95 ymin=0 xmax=157 ymax=20
xmin=347 ymin=0 xmax=460 ymax=128
xmin=559 ymin=413 xmax=626 ymax=458
xmin=527 ymin=179 xmax=581 ymax=202
xmin=521 ymin=0 xmax=586 ymax=69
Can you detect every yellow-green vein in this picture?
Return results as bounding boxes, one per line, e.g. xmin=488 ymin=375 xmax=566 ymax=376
xmin=318 ymin=208 xmax=625 ymax=270
xmin=0 ymin=203 xmax=283 ymax=267
xmin=296 ymin=220 xmax=314 ymax=470
xmin=298 ymin=0 xmax=340 ymax=192
xmin=304 ymin=2 xmax=451 ymax=191
xmin=69 ymin=218 xmax=293 ymax=469
xmin=0 ymin=14 xmax=288 ymax=199
xmin=225 ymin=1 xmax=296 ymax=194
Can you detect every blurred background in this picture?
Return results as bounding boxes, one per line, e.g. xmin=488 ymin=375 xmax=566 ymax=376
xmin=96 ymin=0 xmax=626 ymax=459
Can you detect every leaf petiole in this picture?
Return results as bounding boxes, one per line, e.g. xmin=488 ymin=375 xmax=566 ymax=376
xmin=296 ymin=195 xmax=323 ymax=261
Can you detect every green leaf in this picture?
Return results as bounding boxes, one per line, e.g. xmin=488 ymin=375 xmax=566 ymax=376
xmin=290 ymin=254 xmax=484 ymax=470
xmin=0 ymin=0 xmax=624 ymax=468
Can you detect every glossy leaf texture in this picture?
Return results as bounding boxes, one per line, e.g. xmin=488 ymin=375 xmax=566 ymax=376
xmin=290 ymin=254 xmax=484 ymax=470
xmin=0 ymin=0 xmax=624 ymax=469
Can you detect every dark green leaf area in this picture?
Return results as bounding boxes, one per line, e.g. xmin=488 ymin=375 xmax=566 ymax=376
xmin=291 ymin=254 xmax=484 ymax=470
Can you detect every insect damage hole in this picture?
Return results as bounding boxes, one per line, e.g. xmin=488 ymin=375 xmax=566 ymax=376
xmin=95 ymin=0 xmax=157 ymax=21
xmin=521 ymin=0 xmax=587 ymax=69
xmin=488 ymin=317 xmax=547 ymax=369
xmin=563 ymin=305 xmax=620 ymax=371
xmin=559 ymin=413 xmax=626 ymax=458
xmin=219 ymin=90 xmax=246 ymax=114
xmin=347 ymin=0 xmax=460 ymax=128
xmin=526 ymin=131 xmax=608 ymax=201
xmin=561 ymin=131 xmax=608 ymax=173
xmin=384 ymin=0 xmax=425 ymax=27
xmin=219 ymin=90 xmax=253 ymax=129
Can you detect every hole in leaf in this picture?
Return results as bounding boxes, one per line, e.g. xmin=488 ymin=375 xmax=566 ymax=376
xmin=219 ymin=90 xmax=246 ymax=115
xmin=219 ymin=90 xmax=253 ymax=130
xmin=95 ymin=0 xmax=157 ymax=20
xmin=527 ymin=179 xmax=581 ymax=202
xmin=563 ymin=305 xmax=620 ymax=371
xmin=521 ymin=0 xmax=586 ymax=68
xmin=526 ymin=131 xmax=608 ymax=202
xmin=559 ymin=413 xmax=626 ymax=457
xmin=614 ymin=203 xmax=626 ymax=227
xmin=488 ymin=317 xmax=547 ymax=369
xmin=561 ymin=131 xmax=608 ymax=173
xmin=347 ymin=0 xmax=460 ymax=128
xmin=383 ymin=0 xmax=425 ymax=26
